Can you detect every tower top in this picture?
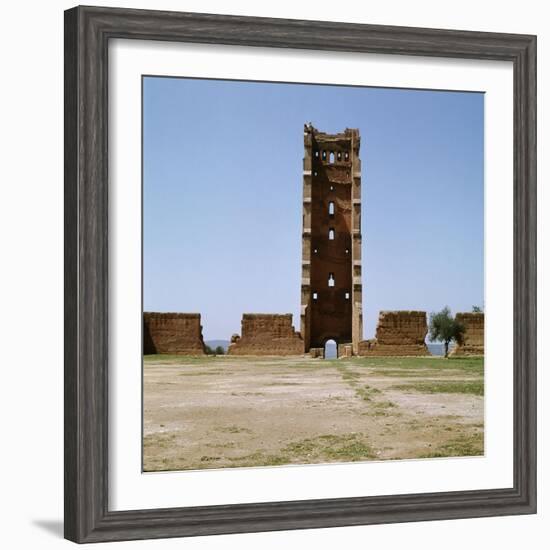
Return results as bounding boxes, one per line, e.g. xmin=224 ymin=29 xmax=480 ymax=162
xmin=304 ymin=123 xmax=360 ymax=147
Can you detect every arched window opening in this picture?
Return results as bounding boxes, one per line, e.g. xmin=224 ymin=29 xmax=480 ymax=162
xmin=328 ymin=228 xmax=335 ymax=240
xmin=330 ymin=185 xmax=334 ymax=192
xmin=314 ymin=150 xmax=319 ymax=158
xmin=322 ymin=150 xmax=327 ymax=161
xmin=344 ymin=151 xmax=349 ymax=161
xmin=324 ymin=339 xmax=337 ymax=359
xmin=313 ymin=248 xmax=318 ymax=254
xmin=345 ymin=292 xmax=350 ymax=300
xmin=345 ymin=248 xmax=349 ymax=254
xmin=337 ymin=151 xmax=342 ymax=161
xmin=328 ymin=273 xmax=335 ymax=287
xmin=313 ymin=292 xmax=318 ymax=301
xmin=329 ymin=151 xmax=335 ymax=164
xmin=328 ymin=201 xmax=335 ymax=216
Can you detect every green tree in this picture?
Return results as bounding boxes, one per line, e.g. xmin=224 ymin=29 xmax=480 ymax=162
xmin=472 ymin=305 xmax=483 ymax=313
xmin=429 ymin=306 xmax=465 ymax=358
xmin=204 ymin=345 xmax=214 ymax=355
xmin=215 ymin=346 xmax=225 ymax=355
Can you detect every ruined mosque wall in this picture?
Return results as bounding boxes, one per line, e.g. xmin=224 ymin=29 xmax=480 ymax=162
xmin=228 ymin=314 xmax=304 ymax=356
xmin=143 ymin=312 xmax=206 ymax=355
xmin=451 ymin=312 xmax=484 ymax=356
xmin=358 ymin=310 xmax=429 ymax=356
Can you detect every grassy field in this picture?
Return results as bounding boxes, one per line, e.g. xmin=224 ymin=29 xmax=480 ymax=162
xmin=143 ymin=355 xmax=484 ymax=471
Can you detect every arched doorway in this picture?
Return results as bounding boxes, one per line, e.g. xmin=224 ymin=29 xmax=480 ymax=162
xmin=324 ymin=339 xmax=338 ymax=359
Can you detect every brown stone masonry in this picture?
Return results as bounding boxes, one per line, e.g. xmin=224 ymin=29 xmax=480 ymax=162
xmin=451 ymin=312 xmax=484 ymax=356
xmin=228 ymin=314 xmax=304 ymax=356
xmin=143 ymin=312 xmax=206 ymax=355
xmin=358 ymin=311 xmax=429 ymax=356
xmin=301 ymin=124 xmax=363 ymax=354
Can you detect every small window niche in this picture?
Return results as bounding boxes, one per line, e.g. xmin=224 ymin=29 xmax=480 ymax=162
xmin=328 ymin=201 xmax=335 ymax=216
xmin=345 ymin=292 xmax=350 ymax=300
xmin=330 ymin=185 xmax=334 ymax=192
xmin=322 ymin=150 xmax=327 ymax=161
xmin=344 ymin=151 xmax=349 ymax=161
xmin=313 ymin=248 xmax=318 ymax=254
xmin=345 ymin=248 xmax=350 ymax=255
xmin=337 ymin=151 xmax=342 ymax=161
xmin=328 ymin=228 xmax=335 ymax=240
xmin=313 ymin=292 xmax=318 ymax=301
xmin=314 ymin=150 xmax=319 ymax=158
xmin=328 ymin=273 xmax=335 ymax=287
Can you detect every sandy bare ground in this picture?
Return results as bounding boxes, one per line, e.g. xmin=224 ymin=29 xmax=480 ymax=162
xmin=143 ymin=355 xmax=484 ymax=471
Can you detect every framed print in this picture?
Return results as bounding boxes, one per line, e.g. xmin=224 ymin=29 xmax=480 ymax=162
xmin=64 ymin=5 xmax=536 ymax=543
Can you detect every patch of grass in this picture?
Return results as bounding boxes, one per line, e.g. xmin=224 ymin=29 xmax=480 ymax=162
xmin=285 ymin=363 xmax=327 ymax=369
xmin=370 ymin=368 xmax=450 ymax=378
xmin=390 ymin=380 xmax=484 ymax=396
xmin=205 ymin=441 xmax=236 ymax=449
xmin=327 ymin=395 xmax=346 ymax=402
xmin=178 ymin=370 xmax=232 ymax=376
xmin=418 ymin=433 xmax=484 ymax=458
xmin=261 ymin=455 xmax=293 ymax=466
xmin=226 ymin=452 xmax=292 ymax=467
xmin=283 ymin=433 xmax=375 ymax=462
xmin=202 ymin=433 xmax=374 ymax=468
xmin=355 ymin=384 xmax=381 ymax=402
xmin=216 ymin=425 xmax=253 ymax=435
xmin=339 ymin=371 xmax=360 ymax=385
xmin=144 ymin=354 xmax=219 ymax=364
xmin=360 ymin=398 xmax=399 ymax=418
xmin=143 ymin=432 xmax=177 ymax=450
xmin=348 ymin=356 xmax=484 ymax=377
xmin=336 ymin=364 xmax=397 ymax=411
xmin=335 ymin=364 xmax=360 ymax=385
xmin=200 ymin=455 xmax=222 ymax=463
xmin=373 ymin=400 xmax=398 ymax=411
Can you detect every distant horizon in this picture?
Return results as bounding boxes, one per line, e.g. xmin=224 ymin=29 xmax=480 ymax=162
xmin=202 ymin=339 xmax=454 ymax=357
xmin=143 ymin=77 xmax=484 ymax=342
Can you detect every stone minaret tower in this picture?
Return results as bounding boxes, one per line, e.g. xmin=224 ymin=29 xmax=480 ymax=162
xmin=300 ymin=124 xmax=363 ymax=355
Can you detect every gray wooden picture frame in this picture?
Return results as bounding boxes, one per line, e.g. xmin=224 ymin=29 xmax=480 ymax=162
xmin=64 ymin=5 xmax=537 ymax=543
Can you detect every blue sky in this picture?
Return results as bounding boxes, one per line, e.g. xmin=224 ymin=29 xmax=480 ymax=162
xmin=143 ymin=77 xmax=484 ymax=341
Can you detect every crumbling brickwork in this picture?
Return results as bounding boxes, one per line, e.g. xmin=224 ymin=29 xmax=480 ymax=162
xmin=309 ymin=347 xmax=324 ymax=358
xmin=451 ymin=312 xmax=484 ymax=356
xmin=143 ymin=312 xmax=206 ymax=355
xmin=228 ymin=314 xmax=304 ymax=356
xmin=301 ymin=124 xmax=363 ymax=356
xmin=338 ymin=343 xmax=354 ymax=358
xmin=358 ymin=311 xmax=429 ymax=356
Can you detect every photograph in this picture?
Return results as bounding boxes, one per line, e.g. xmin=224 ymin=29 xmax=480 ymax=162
xmin=0 ymin=0 xmax=542 ymax=546
xmin=55 ymin=1 xmax=538 ymax=544
xmin=142 ymin=76 xmax=485 ymax=472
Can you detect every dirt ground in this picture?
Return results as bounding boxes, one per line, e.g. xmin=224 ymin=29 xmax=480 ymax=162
xmin=143 ymin=355 xmax=484 ymax=471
